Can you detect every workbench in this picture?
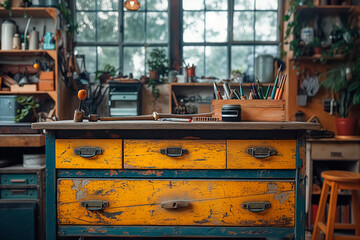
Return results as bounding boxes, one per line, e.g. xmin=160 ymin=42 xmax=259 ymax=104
xmin=32 ymin=121 xmax=320 ymax=239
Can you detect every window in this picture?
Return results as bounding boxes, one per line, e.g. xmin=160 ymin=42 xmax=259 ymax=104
xmin=182 ymin=0 xmax=281 ymax=80
xmin=74 ymin=0 xmax=169 ymax=79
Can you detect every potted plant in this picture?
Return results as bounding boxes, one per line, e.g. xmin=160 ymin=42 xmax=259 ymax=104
xmin=310 ymin=37 xmax=322 ymax=56
xmin=320 ymin=56 xmax=360 ymax=135
xmin=147 ymin=48 xmax=169 ymax=82
xmin=15 ymin=96 xmax=40 ymax=122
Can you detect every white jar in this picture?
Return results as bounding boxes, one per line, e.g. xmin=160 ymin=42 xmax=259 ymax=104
xmin=1 ymin=19 xmax=16 ymax=50
xmin=300 ymin=27 xmax=314 ymax=45
xmin=12 ymin=33 xmax=21 ymax=50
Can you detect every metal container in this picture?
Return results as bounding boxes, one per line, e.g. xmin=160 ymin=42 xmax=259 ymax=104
xmin=255 ymin=55 xmax=274 ymax=83
xmin=0 ymin=95 xmax=18 ymax=123
xmin=1 ymin=19 xmax=16 ymax=50
xmin=222 ymin=104 xmax=241 ymax=122
xmin=31 ymin=0 xmax=46 ymax=7
xmin=45 ymin=0 xmax=59 ymax=7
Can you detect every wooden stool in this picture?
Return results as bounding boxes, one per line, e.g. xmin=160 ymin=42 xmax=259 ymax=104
xmin=312 ymin=170 xmax=360 ymax=240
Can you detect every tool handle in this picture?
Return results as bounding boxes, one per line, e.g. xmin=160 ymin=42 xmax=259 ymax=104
xmin=270 ymin=78 xmax=279 ymax=100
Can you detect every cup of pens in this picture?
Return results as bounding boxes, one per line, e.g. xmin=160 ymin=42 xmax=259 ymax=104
xmin=186 ymin=65 xmax=196 ymax=82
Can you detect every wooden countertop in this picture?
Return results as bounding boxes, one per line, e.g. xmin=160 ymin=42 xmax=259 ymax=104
xmin=32 ymin=120 xmax=321 ymax=131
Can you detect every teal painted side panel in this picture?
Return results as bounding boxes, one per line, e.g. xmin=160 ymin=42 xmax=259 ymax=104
xmin=1 ymin=189 xmax=37 ymax=199
xmin=295 ymin=137 xmax=306 ymax=240
xmin=58 ymin=226 xmax=294 ymax=238
xmin=45 ymin=132 xmax=56 ymax=240
xmin=0 ymin=173 xmax=37 ymax=185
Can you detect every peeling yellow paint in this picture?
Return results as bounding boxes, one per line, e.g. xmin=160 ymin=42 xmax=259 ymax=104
xmin=57 ymin=179 xmax=295 ymax=226
xmin=123 ymin=140 xmax=226 ymax=169
xmin=227 ymin=140 xmax=297 ymax=169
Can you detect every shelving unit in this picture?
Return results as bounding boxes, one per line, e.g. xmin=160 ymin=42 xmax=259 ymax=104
xmin=0 ymin=7 xmax=59 ymax=118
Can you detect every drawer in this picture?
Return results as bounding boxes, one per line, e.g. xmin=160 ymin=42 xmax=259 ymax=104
xmin=227 ymin=140 xmax=297 ymax=169
xmin=124 ymin=140 xmax=226 ymax=169
xmin=57 ymin=179 xmax=295 ymax=226
xmin=0 ymin=174 xmax=37 ymax=185
xmin=311 ymin=142 xmax=360 ymax=160
xmin=1 ymin=189 xmax=37 ymax=199
xmin=56 ymin=139 xmax=123 ymax=169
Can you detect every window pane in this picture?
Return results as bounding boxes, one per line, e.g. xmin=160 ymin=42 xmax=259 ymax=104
xmin=206 ymin=46 xmax=227 ymax=79
xmin=183 ymin=0 xmax=204 ymax=10
xmin=76 ymin=11 xmax=96 ymax=42
xmin=124 ymin=47 xmax=145 ymax=79
xmin=234 ymin=0 xmax=254 ymax=10
xmin=147 ymin=0 xmax=168 ymax=11
xmin=97 ymin=47 xmax=119 ymax=72
xmin=76 ymin=0 xmax=95 ymax=10
xmin=124 ymin=12 xmax=145 ymax=43
xmin=205 ymin=0 xmax=227 ymax=10
xmin=206 ymin=12 xmax=227 ymax=42
xmin=183 ymin=46 xmax=205 ymax=77
xmin=255 ymin=45 xmax=278 ymax=58
xmin=146 ymin=12 xmax=168 ymax=43
xmin=255 ymin=11 xmax=277 ymax=41
xmin=183 ymin=12 xmax=204 ymax=42
xmin=97 ymin=12 xmax=119 ymax=42
xmin=74 ymin=46 xmax=96 ymax=73
xmin=233 ymin=12 xmax=254 ymax=41
xmin=97 ymin=0 xmax=118 ymax=10
xmin=256 ymin=0 xmax=278 ymax=10
xmin=231 ymin=46 xmax=254 ymax=78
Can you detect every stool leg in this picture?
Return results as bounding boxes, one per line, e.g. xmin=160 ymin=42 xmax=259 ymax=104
xmin=352 ymin=190 xmax=360 ymax=236
xmin=325 ymin=182 xmax=339 ymax=240
xmin=312 ymin=180 xmax=330 ymax=240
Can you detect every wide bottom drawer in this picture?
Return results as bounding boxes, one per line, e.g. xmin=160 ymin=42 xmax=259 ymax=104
xmin=58 ymin=179 xmax=295 ymax=227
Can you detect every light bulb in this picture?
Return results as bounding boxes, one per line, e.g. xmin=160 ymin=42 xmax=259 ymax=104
xmin=124 ymin=0 xmax=140 ymax=11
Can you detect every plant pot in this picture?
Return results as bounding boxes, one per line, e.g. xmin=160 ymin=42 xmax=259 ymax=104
xmin=335 ymin=118 xmax=357 ymax=136
xmin=330 ymin=0 xmax=340 ymax=4
xmin=314 ymin=47 xmax=322 ymax=55
xmin=149 ymin=70 xmax=159 ymax=81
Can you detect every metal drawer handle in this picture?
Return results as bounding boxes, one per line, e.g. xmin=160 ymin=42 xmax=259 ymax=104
xmin=161 ymin=200 xmax=190 ymax=209
xmin=242 ymin=202 xmax=271 ymax=212
xmin=10 ymin=179 xmax=27 ymax=183
xmin=74 ymin=147 xmax=102 ymax=158
xmin=246 ymin=147 xmax=277 ymax=159
xmin=10 ymin=189 xmax=27 ymax=195
xmin=160 ymin=147 xmax=188 ymax=157
xmin=81 ymin=200 xmax=109 ymax=211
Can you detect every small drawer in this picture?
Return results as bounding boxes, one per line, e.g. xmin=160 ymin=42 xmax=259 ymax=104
xmin=311 ymin=142 xmax=360 ymax=160
xmin=1 ymin=189 xmax=37 ymax=199
xmin=56 ymin=139 xmax=123 ymax=169
xmin=58 ymin=179 xmax=295 ymax=226
xmin=227 ymin=140 xmax=297 ymax=169
xmin=124 ymin=139 xmax=226 ymax=169
xmin=0 ymin=174 xmax=37 ymax=185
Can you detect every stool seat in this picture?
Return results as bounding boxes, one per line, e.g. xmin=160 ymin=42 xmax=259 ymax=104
xmin=321 ymin=170 xmax=360 ymax=182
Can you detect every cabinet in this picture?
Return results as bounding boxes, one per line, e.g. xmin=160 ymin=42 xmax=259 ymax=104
xmin=32 ymin=121 xmax=320 ymax=239
xmin=0 ymin=8 xmax=59 ymax=119
xmin=109 ymin=82 xmax=142 ymax=116
xmin=306 ymin=138 xmax=360 ymax=229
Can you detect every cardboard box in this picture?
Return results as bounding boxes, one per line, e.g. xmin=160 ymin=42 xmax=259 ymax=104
xmin=212 ymin=99 xmax=285 ymax=122
xmin=38 ymin=79 xmax=54 ymax=91
xmin=10 ymin=84 xmax=37 ymax=92
xmin=39 ymin=71 xmax=54 ymax=80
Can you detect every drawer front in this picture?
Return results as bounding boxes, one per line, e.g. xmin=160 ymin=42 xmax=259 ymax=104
xmin=58 ymin=179 xmax=295 ymax=226
xmin=311 ymin=142 xmax=360 ymax=160
xmin=227 ymin=140 xmax=297 ymax=169
xmin=56 ymin=139 xmax=123 ymax=169
xmin=124 ymin=140 xmax=226 ymax=169
xmin=0 ymin=174 xmax=37 ymax=185
xmin=1 ymin=189 xmax=37 ymax=199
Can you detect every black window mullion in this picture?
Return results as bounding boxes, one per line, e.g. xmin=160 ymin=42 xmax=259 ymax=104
xmin=228 ymin=0 xmax=233 ymax=78
xmin=253 ymin=0 xmax=257 ymax=79
xmin=95 ymin=0 xmax=98 ymax=71
xmin=203 ymin=0 xmax=206 ymax=78
xmin=119 ymin=1 xmax=123 ymax=74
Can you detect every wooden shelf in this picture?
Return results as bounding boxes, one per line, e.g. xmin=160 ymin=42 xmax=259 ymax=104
xmin=0 ymin=50 xmax=57 ymax=60
xmin=0 ymin=134 xmax=45 ymax=147
xmin=298 ymin=5 xmax=354 ymax=14
xmin=0 ymin=91 xmax=57 ymax=101
xmin=0 ymin=7 xmax=58 ymax=20
xmin=170 ymin=83 xmax=274 ymax=87
xmin=292 ymin=56 xmax=345 ymax=61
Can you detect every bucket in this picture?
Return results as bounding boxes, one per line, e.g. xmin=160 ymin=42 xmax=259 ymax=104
xmin=255 ymin=55 xmax=273 ymax=83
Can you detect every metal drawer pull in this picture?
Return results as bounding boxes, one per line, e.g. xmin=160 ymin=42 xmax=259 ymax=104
xmin=161 ymin=200 xmax=190 ymax=209
xmin=160 ymin=147 xmax=188 ymax=157
xmin=74 ymin=147 xmax=102 ymax=158
xmin=10 ymin=179 xmax=27 ymax=183
xmin=81 ymin=200 xmax=109 ymax=211
xmin=242 ymin=202 xmax=271 ymax=212
xmin=246 ymin=147 xmax=277 ymax=159
xmin=10 ymin=189 xmax=27 ymax=195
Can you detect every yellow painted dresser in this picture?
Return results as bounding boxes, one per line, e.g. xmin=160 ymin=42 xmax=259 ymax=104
xmin=32 ymin=121 xmax=320 ymax=239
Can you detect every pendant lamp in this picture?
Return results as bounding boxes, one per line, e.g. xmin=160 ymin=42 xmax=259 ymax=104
xmin=124 ymin=0 xmax=140 ymax=11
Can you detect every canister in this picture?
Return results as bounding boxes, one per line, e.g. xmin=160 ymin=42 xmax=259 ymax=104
xmin=29 ymin=28 xmax=39 ymax=50
xmin=12 ymin=33 xmax=21 ymax=50
xmin=222 ymin=104 xmax=241 ymax=122
xmin=255 ymin=54 xmax=274 ymax=83
xmin=1 ymin=19 xmax=16 ymax=50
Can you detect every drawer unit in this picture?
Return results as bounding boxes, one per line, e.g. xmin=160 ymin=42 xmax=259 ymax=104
xmin=58 ymin=179 xmax=295 ymax=226
xmin=56 ymin=139 xmax=123 ymax=169
xmin=227 ymin=140 xmax=297 ymax=169
xmin=311 ymin=142 xmax=360 ymax=160
xmin=0 ymin=173 xmax=37 ymax=185
xmin=124 ymin=140 xmax=226 ymax=169
xmin=1 ymin=188 xmax=37 ymax=199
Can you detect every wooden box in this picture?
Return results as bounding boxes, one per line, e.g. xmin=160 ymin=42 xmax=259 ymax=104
xmin=38 ymin=79 xmax=54 ymax=91
xmin=39 ymin=71 xmax=54 ymax=80
xmin=10 ymin=84 xmax=37 ymax=92
xmin=212 ymin=100 xmax=285 ymax=121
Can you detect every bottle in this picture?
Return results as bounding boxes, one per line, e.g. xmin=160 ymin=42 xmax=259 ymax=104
xmin=12 ymin=33 xmax=21 ymax=50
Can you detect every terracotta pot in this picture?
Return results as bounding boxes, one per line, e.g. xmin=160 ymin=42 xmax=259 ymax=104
xmin=314 ymin=47 xmax=322 ymax=55
xmin=330 ymin=0 xmax=340 ymax=4
xmin=149 ymin=70 xmax=159 ymax=80
xmin=335 ymin=118 xmax=357 ymax=136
